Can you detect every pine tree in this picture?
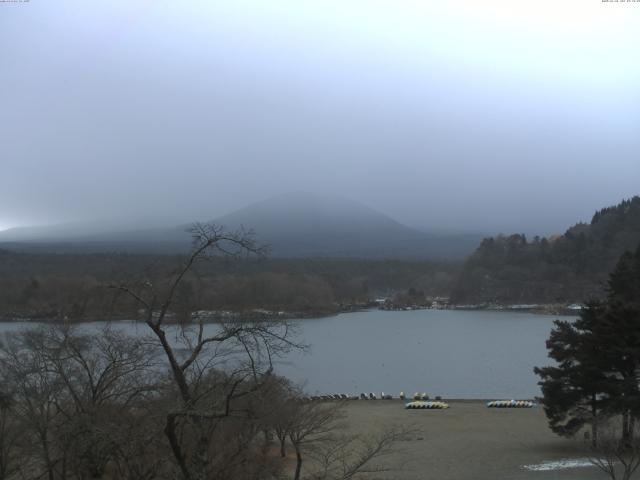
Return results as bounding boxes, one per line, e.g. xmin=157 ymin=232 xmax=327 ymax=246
xmin=535 ymin=245 xmax=640 ymax=446
xmin=534 ymin=301 xmax=608 ymax=446
xmin=596 ymin=246 xmax=640 ymax=440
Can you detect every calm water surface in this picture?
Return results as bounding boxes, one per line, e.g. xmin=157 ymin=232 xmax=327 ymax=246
xmin=0 ymin=309 xmax=568 ymax=399
xmin=275 ymin=309 xmax=567 ymax=398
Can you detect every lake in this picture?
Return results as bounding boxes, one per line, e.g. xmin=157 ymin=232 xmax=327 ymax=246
xmin=276 ymin=309 xmax=564 ymax=399
xmin=0 ymin=309 xmax=567 ymax=399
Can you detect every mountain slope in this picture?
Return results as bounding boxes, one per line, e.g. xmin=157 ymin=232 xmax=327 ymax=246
xmin=211 ymin=192 xmax=432 ymax=258
xmin=451 ymin=196 xmax=640 ymax=304
xmin=0 ymin=193 xmax=481 ymax=259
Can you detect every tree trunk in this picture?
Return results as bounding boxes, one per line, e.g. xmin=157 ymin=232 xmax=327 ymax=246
xmin=193 ymin=429 xmax=210 ymax=480
xmin=623 ymin=411 xmax=630 ymax=442
xmin=149 ymin=324 xmax=191 ymax=403
xmin=591 ymin=396 xmax=598 ymax=448
xmin=293 ymin=444 xmax=302 ymax=480
xmin=164 ymin=414 xmax=192 ymax=480
xmin=261 ymin=429 xmax=272 ymax=454
xmin=280 ymin=437 xmax=286 ymax=458
xmin=39 ymin=431 xmax=55 ymax=480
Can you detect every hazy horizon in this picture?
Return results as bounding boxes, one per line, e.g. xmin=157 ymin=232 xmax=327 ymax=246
xmin=2 ymin=1 xmax=639 ymax=236
xmin=0 ymin=189 xmax=636 ymax=240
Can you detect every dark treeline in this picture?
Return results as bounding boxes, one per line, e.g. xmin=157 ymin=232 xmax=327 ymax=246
xmin=0 ymin=249 xmax=459 ymax=322
xmin=452 ymin=197 xmax=640 ymax=304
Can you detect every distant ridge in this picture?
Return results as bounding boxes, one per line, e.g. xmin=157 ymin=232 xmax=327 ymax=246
xmin=0 ymin=192 xmax=482 ymax=260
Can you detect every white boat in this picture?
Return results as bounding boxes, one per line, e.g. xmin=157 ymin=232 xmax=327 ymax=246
xmin=405 ymin=401 xmax=449 ymax=409
xmin=486 ymin=399 xmax=535 ymax=408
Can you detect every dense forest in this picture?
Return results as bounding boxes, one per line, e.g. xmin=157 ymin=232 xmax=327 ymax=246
xmin=452 ymin=197 xmax=640 ymax=304
xmin=0 ymin=251 xmax=458 ymax=321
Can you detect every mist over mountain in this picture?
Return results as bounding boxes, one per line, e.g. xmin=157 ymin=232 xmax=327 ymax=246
xmin=0 ymin=193 xmax=483 ymax=260
xmin=211 ymin=192 xmax=480 ymax=259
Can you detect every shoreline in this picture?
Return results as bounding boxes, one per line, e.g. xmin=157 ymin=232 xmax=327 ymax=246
xmin=0 ymin=302 xmax=581 ymax=324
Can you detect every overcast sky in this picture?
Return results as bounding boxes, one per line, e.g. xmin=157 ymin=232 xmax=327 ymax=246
xmin=1 ymin=0 xmax=639 ymax=235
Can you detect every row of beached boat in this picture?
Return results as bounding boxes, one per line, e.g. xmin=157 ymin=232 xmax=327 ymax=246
xmin=405 ymin=399 xmax=537 ymax=410
xmin=405 ymin=401 xmax=450 ymax=409
xmin=407 ymin=392 xmax=442 ymax=400
xmin=298 ymin=394 xmax=536 ymax=409
xmin=299 ymin=394 xmax=353 ymax=402
xmin=486 ymin=400 xmax=536 ymax=408
xmin=300 ymin=392 xmax=396 ymax=402
xmin=299 ymin=391 xmax=442 ymax=402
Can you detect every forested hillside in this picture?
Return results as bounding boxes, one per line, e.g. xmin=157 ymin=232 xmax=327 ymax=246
xmin=452 ymin=197 xmax=640 ymax=304
xmin=0 ymin=251 xmax=458 ymax=321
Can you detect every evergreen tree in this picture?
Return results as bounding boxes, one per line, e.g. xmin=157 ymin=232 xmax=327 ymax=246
xmin=596 ymin=246 xmax=640 ymax=440
xmin=534 ymin=301 xmax=608 ymax=446
xmin=535 ymin=245 xmax=640 ymax=446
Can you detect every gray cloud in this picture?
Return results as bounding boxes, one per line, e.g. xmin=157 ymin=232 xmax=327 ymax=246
xmin=1 ymin=1 xmax=638 ymax=235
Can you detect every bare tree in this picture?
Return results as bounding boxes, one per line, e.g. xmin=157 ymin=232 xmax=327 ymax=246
xmin=43 ymin=325 xmax=158 ymax=479
xmin=309 ymin=427 xmax=410 ymax=480
xmin=590 ymin=420 xmax=640 ymax=480
xmin=284 ymin=399 xmax=411 ymax=480
xmin=287 ymin=401 xmax=347 ymax=480
xmin=265 ymin=379 xmax=299 ymax=459
xmin=0 ymin=330 xmax=68 ymax=480
xmin=0 ymin=390 xmax=22 ymax=480
xmin=112 ymin=223 xmax=302 ymax=480
xmin=108 ymin=402 xmax=172 ymax=480
xmin=0 ymin=324 xmax=162 ymax=480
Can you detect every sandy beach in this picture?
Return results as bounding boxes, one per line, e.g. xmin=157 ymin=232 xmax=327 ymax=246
xmin=339 ymin=400 xmax=603 ymax=480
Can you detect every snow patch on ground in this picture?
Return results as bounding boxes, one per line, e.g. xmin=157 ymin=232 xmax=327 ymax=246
xmin=523 ymin=458 xmax=595 ymax=471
